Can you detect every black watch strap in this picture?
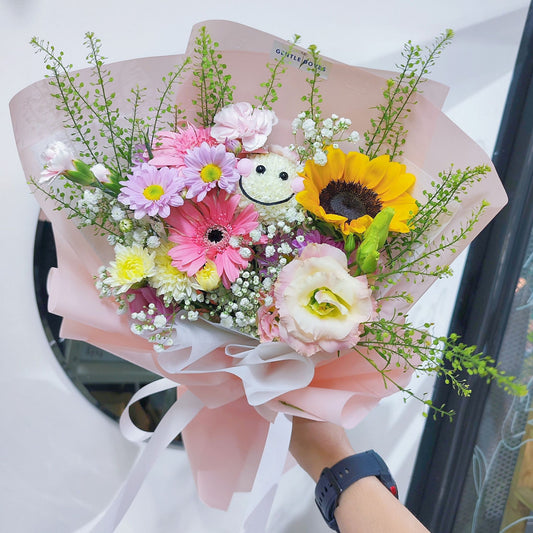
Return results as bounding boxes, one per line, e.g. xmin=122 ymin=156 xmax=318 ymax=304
xmin=315 ymin=450 xmax=398 ymax=532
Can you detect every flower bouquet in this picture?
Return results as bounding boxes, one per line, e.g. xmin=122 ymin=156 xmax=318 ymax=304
xmin=12 ymin=19 xmax=523 ymax=532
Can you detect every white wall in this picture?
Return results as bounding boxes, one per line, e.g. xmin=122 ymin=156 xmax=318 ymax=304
xmin=1 ymin=1 xmax=529 ymax=531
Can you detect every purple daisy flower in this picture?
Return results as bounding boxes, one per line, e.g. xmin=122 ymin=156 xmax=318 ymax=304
xmin=118 ymin=164 xmax=185 ymax=219
xmin=182 ymin=142 xmax=240 ymax=201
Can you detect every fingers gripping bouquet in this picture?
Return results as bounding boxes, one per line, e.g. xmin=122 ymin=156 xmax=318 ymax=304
xmin=13 ymin=20 xmax=524 ymax=531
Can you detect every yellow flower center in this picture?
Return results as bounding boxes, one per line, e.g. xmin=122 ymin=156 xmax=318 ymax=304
xmin=116 ymin=256 xmax=146 ymax=282
xmin=307 ymin=288 xmax=349 ymax=318
xmin=200 ymin=164 xmax=222 ymax=183
xmin=143 ymin=184 xmax=165 ymax=200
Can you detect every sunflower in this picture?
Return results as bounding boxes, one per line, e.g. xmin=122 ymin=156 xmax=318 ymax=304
xmin=296 ymin=147 xmax=418 ymax=234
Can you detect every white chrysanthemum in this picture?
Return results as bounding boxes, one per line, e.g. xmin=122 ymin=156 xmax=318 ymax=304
xmin=149 ymin=242 xmax=201 ymax=304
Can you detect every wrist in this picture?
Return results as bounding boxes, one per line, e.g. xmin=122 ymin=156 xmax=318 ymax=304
xmin=315 ymin=450 xmax=398 ymax=532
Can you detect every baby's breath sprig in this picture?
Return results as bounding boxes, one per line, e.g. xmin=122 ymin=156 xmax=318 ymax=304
xmin=192 ymin=26 xmax=235 ymax=127
xmin=356 ymin=318 xmax=527 ymax=419
xmin=256 ymin=35 xmax=301 ymax=110
xmin=29 ymin=176 xmax=121 ymax=238
xmin=291 ymin=44 xmax=360 ymax=163
xmin=363 ymin=29 xmax=454 ymax=161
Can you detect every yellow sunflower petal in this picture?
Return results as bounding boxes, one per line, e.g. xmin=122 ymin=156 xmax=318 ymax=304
xmin=359 ymin=155 xmax=390 ymax=189
xmin=389 ymin=219 xmax=411 ymax=233
xmin=344 ymin=151 xmax=369 ymax=183
xmin=295 ymin=189 xmax=318 ymax=213
xmin=302 ymin=159 xmax=330 ymax=190
xmin=377 ymin=167 xmax=416 ymax=202
xmin=324 ymin=146 xmax=347 ymax=182
xmin=345 ymin=215 xmax=373 ymax=234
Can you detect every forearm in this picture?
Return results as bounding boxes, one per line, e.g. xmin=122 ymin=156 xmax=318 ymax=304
xmin=289 ymin=417 xmax=430 ymax=533
xmin=334 ymin=476 xmax=429 ymax=533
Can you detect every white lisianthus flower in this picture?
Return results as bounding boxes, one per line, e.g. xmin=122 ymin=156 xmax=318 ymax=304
xmin=273 ymin=243 xmax=374 ymax=356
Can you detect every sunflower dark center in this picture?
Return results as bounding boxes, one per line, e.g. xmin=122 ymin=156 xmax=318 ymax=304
xmin=319 ymin=181 xmax=382 ymax=220
xmin=207 ymin=228 xmax=225 ymax=243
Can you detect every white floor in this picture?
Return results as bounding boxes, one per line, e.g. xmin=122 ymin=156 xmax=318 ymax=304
xmin=1 ymin=1 xmax=530 ymax=531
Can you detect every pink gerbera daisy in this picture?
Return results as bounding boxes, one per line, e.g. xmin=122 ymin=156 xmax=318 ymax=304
xmin=118 ymin=164 xmax=185 ymax=219
xmin=182 ymin=142 xmax=240 ymax=201
xmin=149 ymin=125 xmax=217 ymax=168
xmin=166 ymin=190 xmax=259 ymax=287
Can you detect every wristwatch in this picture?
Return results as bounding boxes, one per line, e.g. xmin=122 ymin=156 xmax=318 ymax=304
xmin=315 ymin=450 xmax=398 ymax=532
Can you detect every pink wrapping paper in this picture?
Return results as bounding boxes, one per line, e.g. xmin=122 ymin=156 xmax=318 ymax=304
xmin=11 ymin=20 xmax=507 ymax=512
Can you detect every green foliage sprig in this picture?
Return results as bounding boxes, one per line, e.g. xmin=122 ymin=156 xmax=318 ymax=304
xmin=301 ymin=44 xmax=323 ymax=126
xmin=30 ymin=33 xmax=189 ymax=172
xmin=356 ymin=318 xmax=527 ymax=419
xmin=256 ymin=35 xmax=301 ymax=110
xmin=191 ymin=26 xmax=234 ymax=127
xmin=376 ymin=165 xmax=490 ymax=287
xmin=149 ymin=60 xmax=191 ymax=144
xmin=363 ymin=29 xmax=454 ymax=161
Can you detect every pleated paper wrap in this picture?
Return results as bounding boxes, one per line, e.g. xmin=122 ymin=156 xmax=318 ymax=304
xmin=11 ymin=20 xmax=507 ymax=533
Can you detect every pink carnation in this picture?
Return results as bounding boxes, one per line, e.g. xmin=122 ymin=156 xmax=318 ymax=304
xmin=149 ymin=125 xmax=217 ymax=168
xmin=39 ymin=141 xmax=75 ymax=183
xmin=211 ymin=102 xmax=278 ymax=152
xmin=257 ymin=304 xmax=280 ymax=342
xmin=274 ymin=243 xmax=374 ymax=356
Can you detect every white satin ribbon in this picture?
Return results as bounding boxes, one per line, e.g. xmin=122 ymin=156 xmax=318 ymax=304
xmin=77 ymin=316 xmax=313 ymax=533
xmin=241 ymin=413 xmax=293 ymax=533
xmin=76 ymin=385 xmax=203 ymax=533
xmin=155 ymin=318 xmax=316 ymax=406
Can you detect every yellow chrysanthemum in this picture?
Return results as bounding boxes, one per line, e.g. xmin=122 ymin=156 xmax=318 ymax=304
xmin=296 ymin=147 xmax=418 ymax=234
xmin=149 ymin=241 xmax=201 ymax=303
xmin=195 ymin=260 xmax=221 ymax=291
xmin=106 ymin=243 xmax=156 ymax=292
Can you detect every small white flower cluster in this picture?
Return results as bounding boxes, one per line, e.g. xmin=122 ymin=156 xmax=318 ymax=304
xmin=94 ymin=266 xmax=128 ymax=312
xmin=291 ymin=112 xmax=360 ymax=165
xmin=207 ymin=269 xmax=265 ymax=334
xmin=129 ymin=301 xmax=175 ymax=351
xmin=107 ymin=214 xmax=163 ymax=250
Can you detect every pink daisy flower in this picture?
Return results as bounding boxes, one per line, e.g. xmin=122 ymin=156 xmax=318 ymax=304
xmin=166 ymin=191 xmax=260 ymax=288
xmin=149 ymin=125 xmax=216 ymax=168
xmin=182 ymin=142 xmax=240 ymax=201
xmin=118 ymin=164 xmax=185 ymax=219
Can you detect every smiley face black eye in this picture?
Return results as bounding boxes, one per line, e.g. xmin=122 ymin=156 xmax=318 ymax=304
xmin=279 ymin=171 xmax=289 ymax=181
xmin=256 ymin=165 xmax=266 ymax=174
